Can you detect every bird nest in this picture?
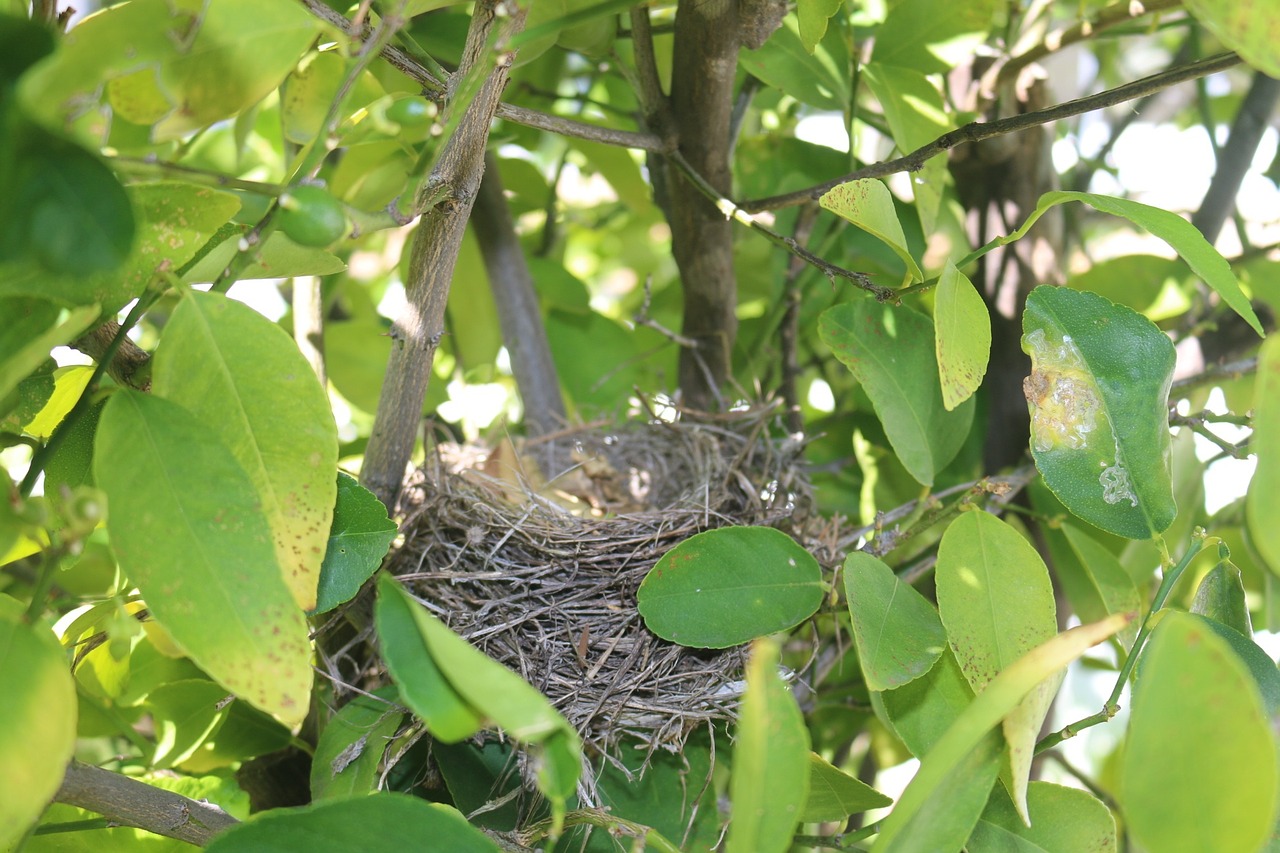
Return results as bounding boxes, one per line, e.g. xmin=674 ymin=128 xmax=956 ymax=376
xmin=387 ymin=403 xmax=833 ymax=757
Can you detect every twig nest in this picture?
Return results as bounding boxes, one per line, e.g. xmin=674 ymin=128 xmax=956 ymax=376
xmin=388 ymin=404 xmax=823 ymax=754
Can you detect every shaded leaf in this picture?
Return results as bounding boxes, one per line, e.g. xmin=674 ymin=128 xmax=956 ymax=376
xmin=726 ymin=638 xmax=810 ymax=853
xmin=313 ymin=473 xmax=397 ymax=615
xmin=182 ymin=228 xmax=346 ymax=282
xmin=1248 ymin=336 xmax=1280 ymax=574
xmin=797 ymin=0 xmax=843 ymax=53
xmin=145 ymin=679 xmax=231 ymax=768
xmin=820 ymin=180 xmax=923 ymax=283
xmin=872 ymin=614 xmax=1130 ymax=853
xmin=0 ymin=596 xmax=77 ymax=850
xmin=820 ymin=300 xmax=975 ymax=485
xmin=1184 ymin=0 xmax=1280 ymax=77
xmin=1050 ymin=523 xmax=1141 ymax=648
xmin=1022 ymin=286 xmax=1176 ymax=540
xmin=969 ymin=782 xmax=1116 ymax=853
xmin=1122 ymin=611 xmax=1278 ymax=853
xmin=740 ymin=14 xmax=850 ymax=112
xmin=1191 ymin=558 xmax=1252 ymax=636
xmin=94 ymin=391 xmax=312 ymax=728
xmin=843 ymin=551 xmax=946 ymax=691
xmin=638 ymin=526 xmax=825 ymax=649
xmin=204 ymin=794 xmax=500 ymax=853
xmin=311 ymin=686 xmax=404 ymax=800
xmin=801 ymin=752 xmax=892 ymax=822
xmin=872 ymin=0 xmax=997 ymax=74
xmin=933 ymin=262 xmax=990 ymax=411
xmin=0 ymin=301 xmax=97 ymax=407
xmin=153 ymin=291 xmax=338 ymax=611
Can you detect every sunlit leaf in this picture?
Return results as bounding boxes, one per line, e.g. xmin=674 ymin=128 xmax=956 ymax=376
xmin=969 ymin=782 xmax=1116 ymax=853
xmin=1247 ymin=336 xmax=1280 ymax=574
xmin=844 ymin=551 xmax=946 ymax=691
xmin=94 ymin=391 xmax=312 ymax=728
xmin=146 ymin=679 xmax=231 ymax=768
xmin=797 ymin=0 xmax=842 ymax=52
xmin=1022 ymin=286 xmax=1176 ymax=539
xmin=872 ymin=0 xmax=998 ymax=73
xmin=638 ymin=526 xmax=824 ymax=648
xmin=740 ymin=14 xmax=850 ymax=112
xmin=820 ymin=299 xmax=975 ymax=486
xmin=1184 ymin=0 xmax=1280 ymax=77
xmin=1122 ymin=611 xmax=1279 ymax=853
xmin=0 ymin=596 xmax=77 ymax=851
xmin=204 ymin=794 xmax=501 ymax=853
xmin=726 ymin=638 xmax=810 ymax=853
xmin=801 ymin=752 xmax=892 ymax=822
xmin=820 ymin=180 xmax=923 ymax=283
xmin=1191 ymin=557 xmax=1252 ymax=636
xmin=153 ymin=291 xmax=338 ymax=612
xmin=933 ymin=262 xmax=990 ymax=411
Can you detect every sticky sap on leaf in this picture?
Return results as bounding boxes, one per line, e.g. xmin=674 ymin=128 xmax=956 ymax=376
xmin=1022 ymin=329 xmax=1136 ymax=508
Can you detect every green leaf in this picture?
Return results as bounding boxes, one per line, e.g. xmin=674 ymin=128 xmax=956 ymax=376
xmin=1191 ymin=558 xmax=1253 ymax=636
xmin=311 ymin=686 xmax=404 ymax=800
xmin=23 ymin=365 xmax=92 ymax=439
xmin=801 ymin=752 xmax=892 ymax=822
xmin=872 ymin=614 xmax=1130 ymax=853
xmin=935 ymin=511 xmax=1058 ymax=822
xmin=145 ymin=679 xmax=232 ymax=768
xmin=375 ymin=576 xmax=581 ymax=819
xmin=182 ymin=228 xmax=347 ymax=282
xmin=314 ymin=473 xmax=397 ymax=615
xmin=0 ymin=300 xmax=97 ymax=407
xmin=374 ymin=575 xmax=484 ymax=743
xmin=152 ymin=291 xmax=338 ymax=612
xmin=797 ymin=0 xmax=842 ymax=53
xmin=22 ymin=0 xmax=323 ymax=142
xmin=726 ymin=638 xmax=810 ymax=853
xmin=1194 ymin=614 xmax=1280 ymax=719
xmin=94 ymin=390 xmax=312 ymax=729
xmin=739 ymin=14 xmax=850 ymax=112
xmin=0 ymin=596 xmax=77 ymax=851
xmin=1022 ymin=286 xmax=1176 ymax=540
xmin=819 ymin=180 xmax=923 ymax=283
xmin=1184 ymin=0 xmax=1280 ymax=77
xmin=0 ymin=14 xmax=54 ymax=83
xmin=871 ymin=0 xmax=997 ymax=74
xmin=933 ymin=262 xmax=990 ymax=411
xmin=980 ymin=192 xmax=1263 ymax=337
xmin=879 ymin=646 xmax=976 ymax=757
xmin=968 ymin=782 xmax=1117 ymax=853
xmin=637 ymin=526 xmax=825 ymax=649
xmin=1122 ymin=611 xmax=1279 ymax=853
xmin=843 ymin=551 xmax=946 ymax=691
xmin=1248 ymin=336 xmax=1280 ymax=574
xmin=820 ymin=299 xmax=975 ymax=486
xmin=1050 ymin=524 xmax=1141 ymax=648
xmin=204 ymin=794 xmax=501 ymax=853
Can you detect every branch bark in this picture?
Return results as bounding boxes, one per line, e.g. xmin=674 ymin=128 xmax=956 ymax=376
xmin=360 ymin=0 xmax=525 ymax=510
xmin=471 ymin=152 xmax=567 ymax=437
xmin=665 ymin=0 xmax=741 ymax=407
xmin=53 ymin=760 xmax=239 ymax=846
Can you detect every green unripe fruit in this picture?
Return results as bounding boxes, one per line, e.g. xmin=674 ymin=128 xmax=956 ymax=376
xmin=385 ymin=97 xmax=434 ymax=128
xmin=279 ymin=185 xmax=348 ymax=248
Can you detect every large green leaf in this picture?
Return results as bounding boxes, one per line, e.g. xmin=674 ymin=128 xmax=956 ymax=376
xmin=843 ymin=551 xmax=946 ymax=691
xmin=311 ymin=686 xmax=404 ymax=800
xmin=204 ymin=794 xmax=500 ymax=853
xmin=1022 ymin=286 xmax=1176 ymax=540
xmin=739 ymin=14 xmax=850 ymax=112
xmin=968 ymin=782 xmax=1116 ymax=853
xmin=1248 ymin=336 xmax=1280 ymax=574
xmin=871 ymin=0 xmax=997 ymax=74
xmin=1048 ymin=523 xmax=1141 ymax=648
xmin=637 ymin=527 xmax=825 ymax=649
xmin=375 ymin=576 xmax=581 ymax=819
xmin=1184 ymin=0 xmax=1280 ymax=77
xmin=983 ymin=192 xmax=1263 ymax=337
xmin=0 ymin=596 xmax=77 ymax=850
xmin=820 ymin=299 xmax=975 ymax=486
xmin=872 ymin=614 xmax=1130 ymax=853
xmin=726 ymin=638 xmax=810 ymax=853
xmin=22 ymin=0 xmax=323 ymax=142
xmin=935 ymin=511 xmax=1058 ymax=822
xmin=819 ymin=180 xmax=923 ymax=283
xmin=313 ymin=473 xmax=397 ymax=615
xmin=932 ymin=262 xmax=990 ymax=411
xmin=801 ymin=752 xmax=892 ymax=822
xmin=152 ymin=291 xmax=338 ymax=611
xmin=1122 ymin=611 xmax=1279 ymax=853
xmin=94 ymin=391 xmax=312 ymax=729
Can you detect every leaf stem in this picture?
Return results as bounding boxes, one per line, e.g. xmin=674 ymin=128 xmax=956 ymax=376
xmin=1035 ymin=533 xmax=1206 ymax=753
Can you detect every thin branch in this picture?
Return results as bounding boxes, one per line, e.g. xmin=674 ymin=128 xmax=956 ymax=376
xmin=741 ymin=52 xmax=1243 ymax=213
xmin=109 ymin=156 xmax=285 ymax=196
xmin=1170 ymin=355 xmax=1257 ymax=392
xmin=53 ymin=760 xmax=239 ymax=846
xmin=779 ymin=204 xmax=819 ymax=435
xmin=982 ymin=0 xmax=1185 ymax=97
xmin=665 ymin=151 xmax=894 ymax=301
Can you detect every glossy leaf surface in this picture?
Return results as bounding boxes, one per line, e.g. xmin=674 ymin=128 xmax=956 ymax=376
xmin=313 ymin=473 xmax=397 ymax=614
xmin=1022 ymin=286 xmax=1176 ymax=539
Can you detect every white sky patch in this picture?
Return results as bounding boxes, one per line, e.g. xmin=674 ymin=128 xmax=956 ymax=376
xmin=227 ymin=280 xmax=288 ymax=321
xmin=807 ymin=377 xmax=835 ymax=413
xmin=1193 ymin=388 xmax=1256 ymax=516
xmin=795 ymin=113 xmax=849 ymax=153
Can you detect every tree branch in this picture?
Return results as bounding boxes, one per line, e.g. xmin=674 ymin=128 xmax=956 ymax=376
xmin=52 ymin=760 xmax=239 ymax=846
xmin=361 ymin=0 xmax=524 ymax=510
xmin=741 ymin=52 xmax=1243 ymax=213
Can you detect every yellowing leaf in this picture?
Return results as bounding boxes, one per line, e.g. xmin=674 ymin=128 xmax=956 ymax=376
xmin=934 ymin=262 xmax=990 ymax=411
xmin=820 ymin=180 xmax=924 ymax=283
xmin=1247 ymin=336 xmax=1280 ymax=574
